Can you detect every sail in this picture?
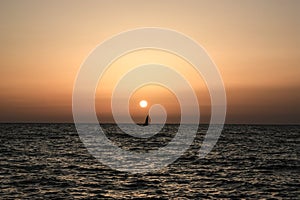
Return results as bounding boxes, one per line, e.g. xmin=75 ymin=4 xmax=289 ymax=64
xmin=143 ymin=115 xmax=149 ymax=126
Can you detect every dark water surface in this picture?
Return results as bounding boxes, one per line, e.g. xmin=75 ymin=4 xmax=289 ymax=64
xmin=0 ymin=124 xmax=299 ymax=199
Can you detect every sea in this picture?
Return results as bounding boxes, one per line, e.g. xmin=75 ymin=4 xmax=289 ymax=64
xmin=0 ymin=124 xmax=299 ymax=199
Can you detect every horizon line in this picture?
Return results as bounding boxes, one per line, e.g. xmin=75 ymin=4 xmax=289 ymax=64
xmin=0 ymin=122 xmax=299 ymax=126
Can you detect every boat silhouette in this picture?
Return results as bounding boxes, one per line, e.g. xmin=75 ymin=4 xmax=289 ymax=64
xmin=142 ymin=115 xmax=150 ymax=126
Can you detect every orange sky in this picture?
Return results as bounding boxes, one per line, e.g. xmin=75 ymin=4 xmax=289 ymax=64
xmin=0 ymin=0 xmax=299 ymax=124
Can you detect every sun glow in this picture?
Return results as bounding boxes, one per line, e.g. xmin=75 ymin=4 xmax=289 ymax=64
xmin=139 ymin=100 xmax=148 ymax=108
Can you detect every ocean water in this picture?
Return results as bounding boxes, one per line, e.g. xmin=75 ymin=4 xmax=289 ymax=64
xmin=0 ymin=124 xmax=299 ymax=199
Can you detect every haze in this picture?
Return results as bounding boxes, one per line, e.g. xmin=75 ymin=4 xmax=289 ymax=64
xmin=0 ymin=0 xmax=299 ymax=124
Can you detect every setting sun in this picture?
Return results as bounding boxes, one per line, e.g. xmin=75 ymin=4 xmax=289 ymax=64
xmin=139 ymin=100 xmax=148 ymax=108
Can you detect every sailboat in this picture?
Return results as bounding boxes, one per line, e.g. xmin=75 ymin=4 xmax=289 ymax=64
xmin=142 ymin=115 xmax=150 ymax=126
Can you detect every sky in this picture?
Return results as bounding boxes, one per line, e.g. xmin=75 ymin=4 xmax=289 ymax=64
xmin=0 ymin=0 xmax=299 ymax=124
